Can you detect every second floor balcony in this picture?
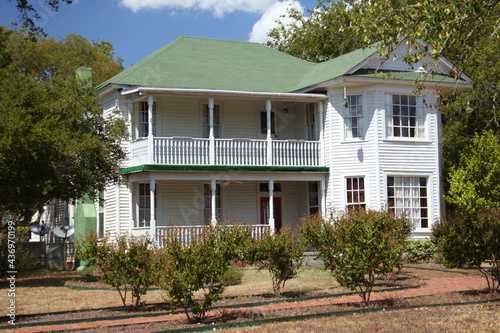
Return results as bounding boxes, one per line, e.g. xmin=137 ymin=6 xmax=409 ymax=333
xmin=129 ymin=136 xmax=322 ymax=167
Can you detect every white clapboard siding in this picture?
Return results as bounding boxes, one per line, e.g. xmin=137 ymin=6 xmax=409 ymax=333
xmin=223 ymin=182 xmax=258 ymax=224
xmin=103 ymin=183 xmax=117 ymax=237
xmin=159 ymin=181 xmax=205 ymax=225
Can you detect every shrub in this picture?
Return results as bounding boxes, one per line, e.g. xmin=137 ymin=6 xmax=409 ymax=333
xmin=76 ymin=231 xmax=157 ymax=309
xmin=246 ymin=226 xmax=306 ymax=295
xmin=432 ymin=207 xmax=500 ymax=292
xmin=0 ymin=225 xmax=36 ymax=278
xmin=154 ymin=223 xmax=251 ymax=322
xmin=403 ymin=239 xmax=437 ymax=263
xmin=300 ymin=209 xmax=412 ymax=303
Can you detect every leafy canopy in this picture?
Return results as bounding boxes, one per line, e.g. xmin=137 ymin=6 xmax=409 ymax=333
xmin=0 ymin=28 xmax=126 ymax=223
xmin=446 ymin=130 xmax=500 ymax=213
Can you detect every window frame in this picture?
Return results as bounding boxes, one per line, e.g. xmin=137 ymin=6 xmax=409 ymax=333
xmin=137 ymin=183 xmax=156 ymax=228
xmin=386 ymin=175 xmax=430 ymax=230
xmin=385 ymin=94 xmax=426 ymax=140
xmin=344 ymin=94 xmax=364 ymax=140
xmin=306 ymin=103 xmax=315 ymax=141
xmin=204 ymin=183 xmax=222 ymax=223
xmin=345 ymin=176 xmax=366 ymax=210
xmin=138 ymin=101 xmax=157 ymax=138
xmin=202 ymin=104 xmax=221 ymax=138
xmin=308 ymin=182 xmax=319 ymax=215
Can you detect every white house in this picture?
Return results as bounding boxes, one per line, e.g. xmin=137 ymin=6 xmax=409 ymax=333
xmin=97 ymin=36 xmax=472 ymax=242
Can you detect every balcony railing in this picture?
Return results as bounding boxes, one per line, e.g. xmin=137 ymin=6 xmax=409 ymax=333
xmin=130 ymin=137 xmax=322 ymax=167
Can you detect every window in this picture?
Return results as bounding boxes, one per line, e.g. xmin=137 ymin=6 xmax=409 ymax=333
xmin=306 ymin=103 xmax=315 ymax=141
xmin=138 ymin=101 xmax=156 ymax=138
xmin=203 ymin=104 xmax=220 ymax=138
xmin=387 ymin=176 xmax=428 ymax=229
xmin=259 ymin=183 xmax=281 ymax=192
xmin=261 ymin=111 xmax=276 ymax=135
xmin=308 ymin=182 xmax=319 ymax=215
xmin=204 ymin=184 xmax=221 ymax=222
xmin=138 ymin=183 xmax=156 ymax=227
xmin=386 ymin=94 xmax=425 ymax=138
xmin=346 ymin=177 xmax=366 ymax=209
xmin=345 ymin=95 xmax=363 ymax=139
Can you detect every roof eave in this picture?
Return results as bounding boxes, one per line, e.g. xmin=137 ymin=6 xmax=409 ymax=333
xmin=120 ymin=87 xmax=328 ymax=102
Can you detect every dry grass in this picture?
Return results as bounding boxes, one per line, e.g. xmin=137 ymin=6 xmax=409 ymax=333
xmin=0 ymin=266 xmax=339 ymax=315
xmin=220 ymin=303 xmax=500 ymax=332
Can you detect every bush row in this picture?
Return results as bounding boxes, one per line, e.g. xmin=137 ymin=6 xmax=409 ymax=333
xmin=76 ymin=208 xmax=414 ymax=321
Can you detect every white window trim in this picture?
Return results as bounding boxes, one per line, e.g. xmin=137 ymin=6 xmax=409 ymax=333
xmin=341 ymin=173 xmax=369 ymax=210
xmin=384 ymin=93 xmax=428 ymax=141
xmin=343 ymin=94 xmax=366 ymax=141
xmin=383 ymin=171 xmax=434 ymax=231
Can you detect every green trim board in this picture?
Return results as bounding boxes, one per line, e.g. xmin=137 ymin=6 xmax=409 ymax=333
xmin=120 ymin=164 xmax=329 ymax=174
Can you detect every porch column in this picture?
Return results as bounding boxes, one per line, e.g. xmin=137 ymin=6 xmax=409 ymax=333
xmin=209 ymin=98 xmax=215 ymax=165
xmin=266 ymin=100 xmax=273 ymax=166
xmin=147 ymin=95 xmax=154 ymax=164
xmin=318 ymin=101 xmax=325 ymax=166
xmin=320 ymin=179 xmax=326 ymax=217
xmin=149 ymin=179 xmax=156 ymax=237
xmin=116 ymin=186 xmax=121 ymax=235
xmin=211 ymin=178 xmax=217 ymax=226
xmin=268 ymin=179 xmax=275 ymax=235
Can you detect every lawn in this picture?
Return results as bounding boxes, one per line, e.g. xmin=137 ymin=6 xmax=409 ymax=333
xmin=0 ymin=264 xmax=499 ymax=332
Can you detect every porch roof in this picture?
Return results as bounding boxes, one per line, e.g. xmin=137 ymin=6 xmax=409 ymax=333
xmin=120 ymin=164 xmax=329 ymax=174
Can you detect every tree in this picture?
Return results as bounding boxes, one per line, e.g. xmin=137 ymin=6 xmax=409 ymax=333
xmin=446 ymin=130 xmax=500 ymax=213
xmin=300 ymin=209 xmax=412 ymax=304
xmin=6 ymin=0 xmax=73 ymax=36
xmin=267 ymin=0 xmax=377 ymax=62
xmin=432 ymin=208 xmax=500 ymax=292
xmin=0 ymin=28 xmax=127 ymax=223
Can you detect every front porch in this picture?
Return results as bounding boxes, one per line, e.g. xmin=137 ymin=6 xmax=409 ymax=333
xmin=111 ymin=175 xmax=328 ymax=246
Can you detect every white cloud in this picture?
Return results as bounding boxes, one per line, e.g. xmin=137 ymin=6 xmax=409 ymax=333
xmin=248 ymin=0 xmax=304 ymax=44
xmin=119 ymin=0 xmax=277 ymax=17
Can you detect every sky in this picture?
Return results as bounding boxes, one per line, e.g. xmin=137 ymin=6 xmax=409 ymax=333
xmin=0 ymin=0 xmax=320 ymax=68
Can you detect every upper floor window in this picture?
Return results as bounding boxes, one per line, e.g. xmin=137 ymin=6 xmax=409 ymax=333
xmin=306 ymin=103 xmax=315 ymax=141
xmin=203 ymin=104 xmax=220 ymax=138
xmin=139 ymin=101 xmax=156 ymax=138
xmin=387 ymin=176 xmax=428 ymax=229
xmin=346 ymin=176 xmax=366 ymax=209
xmin=386 ymin=94 xmax=425 ymax=139
xmin=261 ymin=111 xmax=276 ymax=135
xmin=345 ymin=95 xmax=363 ymax=139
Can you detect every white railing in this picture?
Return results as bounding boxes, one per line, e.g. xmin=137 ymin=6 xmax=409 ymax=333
xmin=215 ymin=138 xmax=267 ymax=165
xmin=129 ymin=138 xmax=149 ymax=166
xmin=129 ymin=137 xmax=322 ymax=167
xmin=273 ymin=140 xmax=321 ymax=166
xmin=155 ymin=137 xmax=209 ymax=165
xmin=155 ymin=224 xmax=271 ymax=247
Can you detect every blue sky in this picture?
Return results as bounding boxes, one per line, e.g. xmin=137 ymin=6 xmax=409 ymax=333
xmin=0 ymin=0 xmax=319 ymax=68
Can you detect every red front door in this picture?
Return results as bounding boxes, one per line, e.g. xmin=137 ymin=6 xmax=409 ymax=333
xmin=260 ymin=197 xmax=282 ymax=232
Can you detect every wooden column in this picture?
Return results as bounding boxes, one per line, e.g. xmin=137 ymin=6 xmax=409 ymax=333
xmin=211 ymin=178 xmax=217 ymax=226
xmin=150 ymin=179 xmax=156 ymax=238
xmin=147 ymin=95 xmax=154 ymax=164
xmin=209 ymin=98 xmax=215 ymax=165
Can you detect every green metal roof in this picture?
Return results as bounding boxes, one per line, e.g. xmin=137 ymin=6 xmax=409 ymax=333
xmin=100 ymin=36 xmax=463 ymax=93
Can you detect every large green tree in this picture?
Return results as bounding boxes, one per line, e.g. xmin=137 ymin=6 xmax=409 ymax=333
xmin=267 ymin=0 xmax=377 ymax=62
xmin=0 ymin=28 xmax=126 ymax=223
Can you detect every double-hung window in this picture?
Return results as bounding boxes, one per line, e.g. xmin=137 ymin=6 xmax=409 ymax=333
xmin=306 ymin=103 xmax=315 ymax=141
xmin=308 ymin=182 xmax=319 ymax=215
xmin=386 ymin=94 xmax=425 ymax=138
xmin=346 ymin=176 xmax=366 ymax=209
xmin=138 ymin=183 xmax=156 ymax=228
xmin=387 ymin=176 xmax=428 ymax=229
xmin=203 ymin=104 xmax=220 ymax=138
xmin=345 ymin=95 xmax=363 ymax=139
xmin=138 ymin=101 xmax=156 ymax=138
